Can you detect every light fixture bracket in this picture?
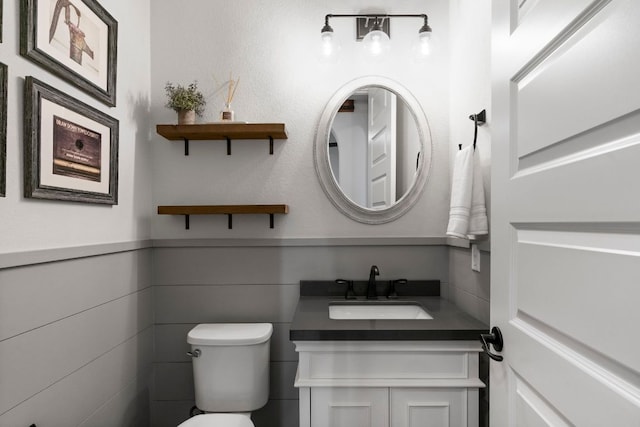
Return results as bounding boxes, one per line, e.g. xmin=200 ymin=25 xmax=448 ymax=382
xmin=356 ymin=16 xmax=390 ymax=40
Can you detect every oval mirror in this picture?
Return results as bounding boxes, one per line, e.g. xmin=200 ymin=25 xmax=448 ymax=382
xmin=314 ymin=76 xmax=432 ymax=224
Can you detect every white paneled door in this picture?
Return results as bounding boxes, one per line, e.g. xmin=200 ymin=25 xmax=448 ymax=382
xmin=491 ymin=0 xmax=640 ymax=425
xmin=367 ymin=88 xmax=397 ymax=209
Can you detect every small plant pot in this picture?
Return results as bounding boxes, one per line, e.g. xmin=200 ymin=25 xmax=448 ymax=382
xmin=178 ymin=109 xmax=196 ymax=125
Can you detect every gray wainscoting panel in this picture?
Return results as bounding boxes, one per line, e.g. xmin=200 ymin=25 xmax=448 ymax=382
xmin=0 ymin=249 xmax=151 ymax=341
xmin=151 ymin=400 xmax=195 ymax=427
xmin=448 ymin=247 xmax=491 ymax=324
xmin=0 ymin=289 xmax=153 ymax=414
xmin=251 ymin=398 xmax=300 ymax=427
xmin=154 ymin=284 xmax=300 ymax=324
xmin=153 ymin=246 xmax=448 ymax=285
xmin=154 ymin=362 xmax=193 ymax=401
xmin=151 ymin=244 xmax=449 ymax=427
xmin=0 ymin=326 xmax=153 ymax=426
xmin=0 ymin=248 xmax=153 ymax=427
xmin=78 ymin=372 xmax=151 ymax=427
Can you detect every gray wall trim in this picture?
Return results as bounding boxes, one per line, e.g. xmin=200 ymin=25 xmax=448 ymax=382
xmin=447 ymin=237 xmax=471 ymax=248
xmin=151 ymin=237 xmax=449 ymax=248
xmin=0 ymin=238 xmax=485 ymax=271
xmin=0 ymin=239 xmax=153 ymax=269
xmin=446 ymin=237 xmax=491 ymax=252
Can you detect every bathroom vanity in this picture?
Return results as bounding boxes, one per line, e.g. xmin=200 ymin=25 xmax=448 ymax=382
xmin=290 ymin=281 xmax=488 ymax=427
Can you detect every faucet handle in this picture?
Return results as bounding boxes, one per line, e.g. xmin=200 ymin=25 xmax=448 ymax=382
xmin=387 ymin=279 xmax=407 ymax=299
xmin=336 ymin=279 xmax=356 ymax=300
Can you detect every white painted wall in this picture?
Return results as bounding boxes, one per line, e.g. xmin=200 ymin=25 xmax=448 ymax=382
xmin=0 ymin=1 xmax=154 ymax=426
xmin=449 ymin=0 xmax=491 ymax=225
xmin=447 ymin=6 xmax=492 ymax=425
xmin=150 ymin=0 xmax=451 ymax=238
xmin=0 ymin=0 xmax=152 ymax=253
xmin=448 ymin=0 xmax=492 ymax=325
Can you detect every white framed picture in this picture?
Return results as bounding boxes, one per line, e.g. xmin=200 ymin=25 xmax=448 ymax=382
xmin=21 ymin=0 xmax=117 ymax=106
xmin=24 ymin=76 xmax=119 ymax=204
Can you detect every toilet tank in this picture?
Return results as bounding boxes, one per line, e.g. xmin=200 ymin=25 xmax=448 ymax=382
xmin=187 ymin=323 xmax=272 ymax=412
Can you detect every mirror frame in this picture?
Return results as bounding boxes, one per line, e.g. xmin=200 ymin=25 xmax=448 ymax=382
xmin=314 ymin=76 xmax=432 ymax=224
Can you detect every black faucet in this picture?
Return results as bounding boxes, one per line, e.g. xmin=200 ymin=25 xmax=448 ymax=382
xmin=367 ymin=265 xmax=380 ymax=299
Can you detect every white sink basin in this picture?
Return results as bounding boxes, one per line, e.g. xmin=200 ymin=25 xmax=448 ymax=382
xmin=329 ymin=302 xmax=433 ymax=320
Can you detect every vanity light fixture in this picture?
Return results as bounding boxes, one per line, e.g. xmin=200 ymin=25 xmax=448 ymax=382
xmin=320 ymin=13 xmax=432 ymax=59
xmin=361 ymin=17 xmax=390 ymax=57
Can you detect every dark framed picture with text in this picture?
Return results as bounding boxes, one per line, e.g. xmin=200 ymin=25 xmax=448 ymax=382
xmin=0 ymin=62 xmax=6 ymax=197
xmin=20 ymin=0 xmax=117 ymax=106
xmin=24 ymin=76 xmax=118 ymax=204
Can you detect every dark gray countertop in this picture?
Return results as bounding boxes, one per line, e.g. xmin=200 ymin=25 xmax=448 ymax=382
xmin=289 ymin=296 xmax=489 ymax=341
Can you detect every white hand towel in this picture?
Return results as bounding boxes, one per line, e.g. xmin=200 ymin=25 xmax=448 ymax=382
xmin=446 ymin=146 xmax=474 ymax=238
xmin=468 ymin=150 xmax=488 ymax=238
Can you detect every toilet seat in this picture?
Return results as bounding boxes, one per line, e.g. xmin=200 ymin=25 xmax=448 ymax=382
xmin=177 ymin=413 xmax=254 ymax=427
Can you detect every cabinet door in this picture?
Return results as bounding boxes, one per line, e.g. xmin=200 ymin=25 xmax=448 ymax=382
xmin=390 ymin=388 xmax=474 ymax=427
xmin=311 ymin=387 xmax=388 ymax=427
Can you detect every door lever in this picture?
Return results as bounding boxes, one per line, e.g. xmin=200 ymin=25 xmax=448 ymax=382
xmin=480 ymin=326 xmax=504 ymax=362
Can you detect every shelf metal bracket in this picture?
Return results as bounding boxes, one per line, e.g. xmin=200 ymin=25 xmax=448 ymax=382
xmin=227 ymin=214 xmax=233 ymax=229
xmin=185 ymin=215 xmax=190 ymax=230
xmin=269 ymin=214 xmax=275 ymax=228
xmin=183 ymin=138 xmax=189 ymax=156
xmin=269 ymin=136 xmax=274 ymax=155
xmin=226 ymin=138 xmax=232 ymax=155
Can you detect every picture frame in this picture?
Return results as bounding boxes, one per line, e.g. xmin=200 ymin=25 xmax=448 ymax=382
xmin=20 ymin=0 xmax=117 ymax=106
xmin=0 ymin=62 xmax=6 ymax=197
xmin=24 ymin=76 xmax=118 ymax=204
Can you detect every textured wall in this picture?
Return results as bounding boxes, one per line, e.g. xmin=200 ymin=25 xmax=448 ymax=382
xmin=0 ymin=0 xmax=152 ymax=253
xmin=150 ymin=0 xmax=451 ymax=239
xmin=448 ymin=0 xmax=492 ymax=324
xmin=0 ymin=0 xmax=153 ymax=424
xmin=0 ymin=1 xmax=494 ymax=425
xmin=448 ymin=3 xmax=492 ymax=425
xmin=148 ymin=1 xmax=457 ymax=425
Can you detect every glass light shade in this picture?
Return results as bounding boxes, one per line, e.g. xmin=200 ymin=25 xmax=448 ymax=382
xmin=320 ymin=30 xmax=341 ymax=62
xmin=416 ymin=31 xmax=432 ymax=56
xmin=362 ymin=29 xmax=390 ymax=57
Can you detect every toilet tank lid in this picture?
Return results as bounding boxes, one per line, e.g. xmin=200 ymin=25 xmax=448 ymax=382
xmin=188 ymin=323 xmax=273 ymax=346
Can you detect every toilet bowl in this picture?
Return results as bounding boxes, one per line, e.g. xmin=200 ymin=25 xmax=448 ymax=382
xmin=177 ymin=323 xmax=273 ymax=427
xmin=177 ymin=413 xmax=253 ymax=427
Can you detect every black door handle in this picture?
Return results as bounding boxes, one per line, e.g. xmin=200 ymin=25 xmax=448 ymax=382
xmin=480 ymin=326 xmax=504 ymax=362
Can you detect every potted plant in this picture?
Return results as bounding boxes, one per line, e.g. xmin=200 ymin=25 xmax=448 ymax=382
xmin=164 ymin=81 xmax=206 ymax=124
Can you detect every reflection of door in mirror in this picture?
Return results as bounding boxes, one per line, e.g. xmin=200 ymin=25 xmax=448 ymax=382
xmin=329 ymin=87 xmax=419 ymax=209
xmin=330 ymin=94 xmax=368 ymax=206
xmin=367 ymin=88 xmax=396 ymax=209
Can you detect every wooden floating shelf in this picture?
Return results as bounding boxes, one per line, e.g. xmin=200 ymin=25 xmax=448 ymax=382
xmin=156 ymin=123 xmax=288 ymax=155
xmin=157 ymin=204 xmax=289 ymax=230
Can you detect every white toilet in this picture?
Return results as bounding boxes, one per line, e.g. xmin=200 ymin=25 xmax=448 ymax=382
xmin=177 ymin=323 xmax=273 ymax=427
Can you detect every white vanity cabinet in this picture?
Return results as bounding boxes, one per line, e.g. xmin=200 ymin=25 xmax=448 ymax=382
xmin=293 ymin=340 xmax=484 ymax=427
